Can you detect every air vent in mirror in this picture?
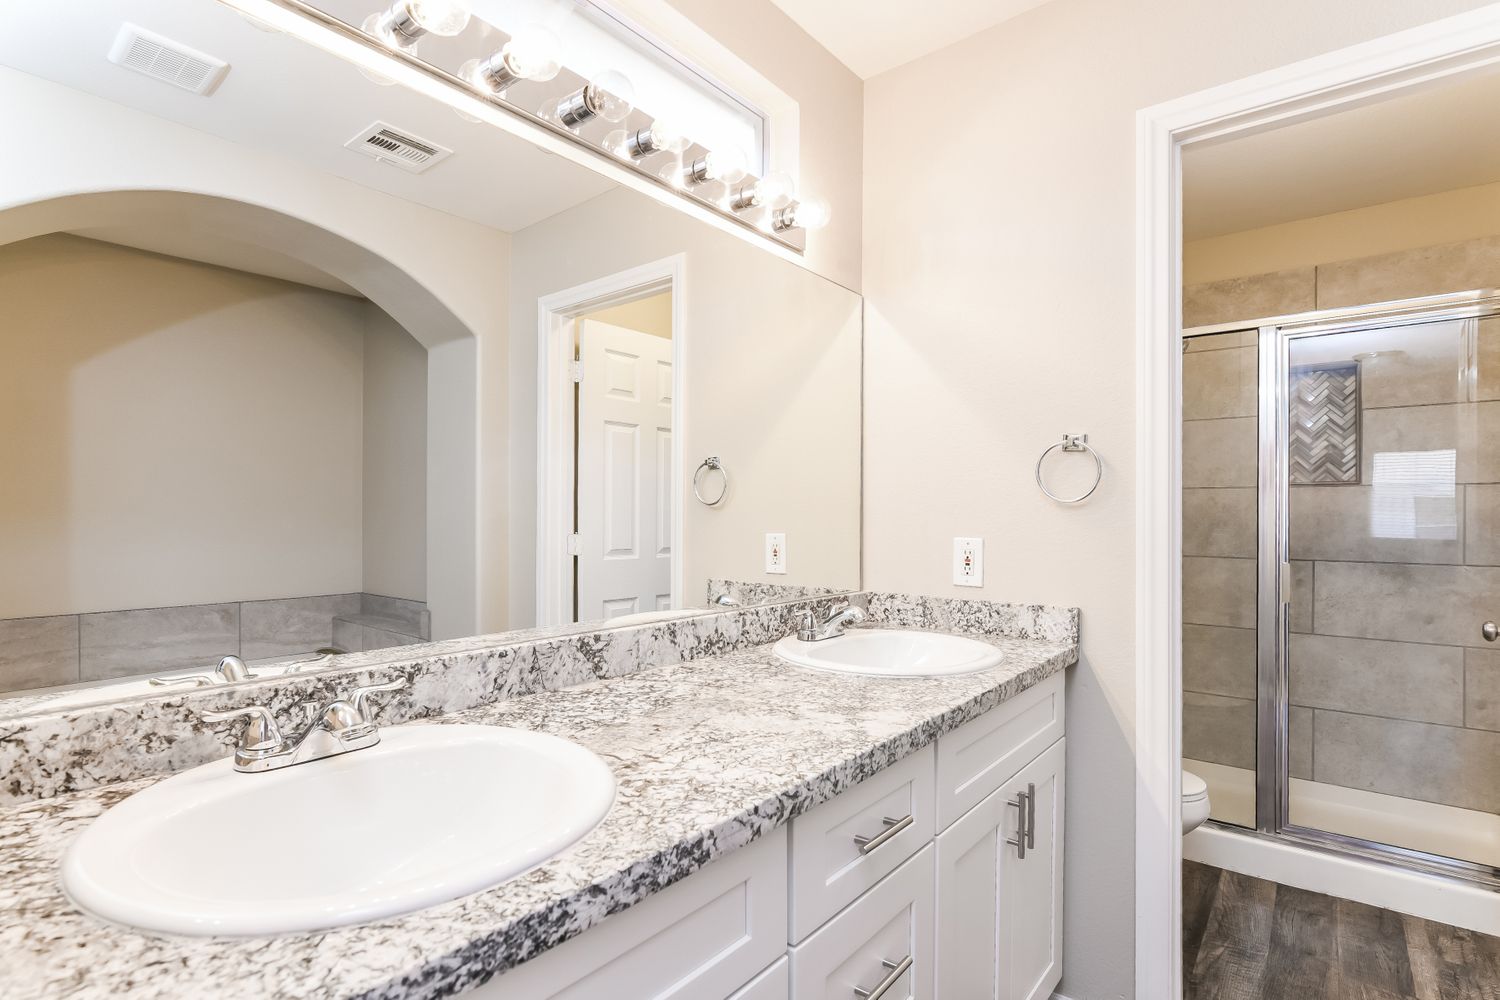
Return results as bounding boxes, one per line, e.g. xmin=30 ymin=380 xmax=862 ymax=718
xmin=344 ymin=122 xmax=453 ymax=174
xmin=108 ymin=23 xmax=229 ymax=95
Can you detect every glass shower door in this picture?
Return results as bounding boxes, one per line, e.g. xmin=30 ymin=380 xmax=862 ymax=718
xmin=1272 ymin=307 xmax=1500 ymax=879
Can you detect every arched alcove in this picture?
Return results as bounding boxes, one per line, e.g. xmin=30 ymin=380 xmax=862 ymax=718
xmin=0 ymin=191 xmax=483 ymax=639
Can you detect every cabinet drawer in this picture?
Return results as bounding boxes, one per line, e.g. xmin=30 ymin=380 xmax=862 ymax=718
xmin=789 ymin=744 xmax=935 ymax=942
xmin=789 ymin=845 xmax=934 ymax=1000
xmin=473 ymin=827 xmax=787 ymax=998
xmin=730 ymin=957 xmax=789 ymax=1000
xmin=936 ymin=672 xmax=1063 ymax=831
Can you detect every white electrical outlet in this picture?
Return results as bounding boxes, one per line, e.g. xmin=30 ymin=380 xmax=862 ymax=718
xmin=765 ymin=532 xmax=787 ymax=574
xmin=953 ymin=537 xmax=983 ymax=587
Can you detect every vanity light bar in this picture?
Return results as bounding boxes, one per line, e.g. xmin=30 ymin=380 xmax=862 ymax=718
xmin=218 ymin=0 xmax=822 ymax=247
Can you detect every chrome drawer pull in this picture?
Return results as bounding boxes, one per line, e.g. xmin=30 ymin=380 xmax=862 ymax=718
xmin=853 ymin=955 xmax=912 ymax=1000
xmin=1006 ymin=783 xmax=1036 ymax=859
xmin=853 ymin=814 xmax=913 ymax=854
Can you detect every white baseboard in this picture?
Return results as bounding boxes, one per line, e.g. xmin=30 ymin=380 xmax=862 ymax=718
xmin=1185 ymin=823 xmax=1500 ymax=936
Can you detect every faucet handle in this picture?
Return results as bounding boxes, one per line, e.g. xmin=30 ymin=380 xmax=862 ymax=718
xmin=149 ymin=673 xmax=215 ymax=688
xmin=350 ymin=678 xmax=407 ymax=723
xmin=201 ymin=705 xmax=284 ymax=752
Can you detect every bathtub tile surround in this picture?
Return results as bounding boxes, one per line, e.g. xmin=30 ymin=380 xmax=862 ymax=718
xmin=0 ymin=593 xmax=1078 ymax=1000
xmin=0 ymin=616 xmax=79 ymax=692
xmin=0 ymin=593 xmax=430 ymax=696
xmin=77 ymin=604 xmax=242 ymax=682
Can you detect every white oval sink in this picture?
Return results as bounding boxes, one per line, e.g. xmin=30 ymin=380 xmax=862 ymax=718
xmin=773 ymin=628 xmax=1003 ymax=677
xmin=61 ymin=725 xmax=615 ymax=937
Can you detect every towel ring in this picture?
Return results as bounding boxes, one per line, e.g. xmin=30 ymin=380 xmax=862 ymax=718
xmin=693 ymin=456 xmax=729 ymax=506
xmin=1036 ymin=434 xmax=1102 ymax=504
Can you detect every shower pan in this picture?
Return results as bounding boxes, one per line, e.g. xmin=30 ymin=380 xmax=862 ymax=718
xmin=1182 ymin=288 xmax=1500 ymax=888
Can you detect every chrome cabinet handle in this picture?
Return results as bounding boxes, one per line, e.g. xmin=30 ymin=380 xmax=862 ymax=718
xmin=853 ymin=814 xmax=914 ymax=854
xmin=853 ymin=956 xmax=912 ymax=1000
xmin=1007 ymin=783 xmax=1036 ymax=859
xmin=1026 ymin=781 xmax=1037 ymax=851
xmin=1484 ymin=621 xmax=1498 ymax=642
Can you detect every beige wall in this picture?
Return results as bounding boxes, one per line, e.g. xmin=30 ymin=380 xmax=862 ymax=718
xmin=509 ymin=187 xmax=861 ymax=626
xmin=363 ymin=302 xmax=429 ymax=602
xmin=2 ymin=68 xmax=509 ymax=638
xmin=0 ymin=235 xmax=371 ymax=617
xmin=1186 ymin=179 xmax=1500 ymax=286
xmin=582 ymin=291 xmax=673 ymax=339
xmin=860 ymin=2 xmax=1494 ymax=995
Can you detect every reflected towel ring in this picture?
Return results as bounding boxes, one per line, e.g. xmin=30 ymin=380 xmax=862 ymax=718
xmin=693 ymin=456 xmax=729 ymax=506
xmin=1036 ymin=434 xmax=1102 ymax=504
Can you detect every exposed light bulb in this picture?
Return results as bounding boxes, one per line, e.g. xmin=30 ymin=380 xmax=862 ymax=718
xmin=463 ymin=23 xmax=563 ymax=93
xmin=683 ymin=147 xmax=749 ymax=187
xmin=504 ymin=24 xmax=562 ymax=82
xmin=729 ymin=171 xmax=795 ymax=212
xmin=613 ymin=117 xmax=689 ymax=159
xmin=774 ymin=195 xmax=832 ymax=232
xmin=363 ymin=0 xmax=470 ymax=48
xmin=551 ymin=70 xmax=636 ymax=129
xmin=404 ymin=0 xmax=471 ymax=35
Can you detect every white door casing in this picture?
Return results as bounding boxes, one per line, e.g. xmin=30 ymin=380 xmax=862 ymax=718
xmin=576 ymin=319 xmax=674 ymax=621
xmin=1134 ymin=8 xmax=1500 ymax=997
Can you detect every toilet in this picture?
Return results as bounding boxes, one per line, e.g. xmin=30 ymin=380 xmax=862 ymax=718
xmin=1182 ymin=770 xmax=1210 ymax=834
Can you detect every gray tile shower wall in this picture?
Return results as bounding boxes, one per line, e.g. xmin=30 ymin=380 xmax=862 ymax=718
xmin=1182 ymin=244 xmax=1500 ymax=816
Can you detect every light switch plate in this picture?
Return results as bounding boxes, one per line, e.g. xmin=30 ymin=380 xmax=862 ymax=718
xmin=953 ymin=537 xmax=983 ymax=587
xmin=765 ymin=532 xmax=787 ymax=574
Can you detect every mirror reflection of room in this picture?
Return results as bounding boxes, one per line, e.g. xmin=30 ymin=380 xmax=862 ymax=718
xmin=0 ymin=2 xmax=861 ymax=710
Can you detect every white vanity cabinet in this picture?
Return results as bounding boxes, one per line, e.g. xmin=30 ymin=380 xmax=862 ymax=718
xmin=472 ymin=672 xmax=1065 ymax=1000
xmin=935 ymin=738 xmax=1065 ymax=1000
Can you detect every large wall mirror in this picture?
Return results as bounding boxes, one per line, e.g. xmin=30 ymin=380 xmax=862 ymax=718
xmin=0 ymin=0 xmax=861 ymax=713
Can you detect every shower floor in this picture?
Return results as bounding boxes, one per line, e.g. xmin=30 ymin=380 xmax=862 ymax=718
xmin=1183 ymin=860 xmax=1500 ymax=998
xmin=1185 ymin=759 xmax=1500 ymax=867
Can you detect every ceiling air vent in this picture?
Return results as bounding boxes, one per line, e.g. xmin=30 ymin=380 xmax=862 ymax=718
xmin=344 ymin=122 xmax=453 ymax=174
xmin=108 ymin=24 xmax=229 ymax=95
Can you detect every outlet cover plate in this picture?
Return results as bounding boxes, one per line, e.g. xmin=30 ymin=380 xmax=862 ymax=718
xmin=765 ymin=533 xmax=787 ymax=575
xmin=953 ymin=537 xmax=983 ymax=587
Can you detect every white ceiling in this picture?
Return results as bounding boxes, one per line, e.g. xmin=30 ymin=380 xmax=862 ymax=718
xmin=1184 ymin=69 xmax=1500 ymax=241
xmin=766 ymin=0 xmax=1055 ymax=79
xmin=0 ymin=0 xmax=617 ymax=289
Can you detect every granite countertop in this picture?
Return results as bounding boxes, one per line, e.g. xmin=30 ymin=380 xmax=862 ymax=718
xmin=0 ymin=631 xmax=1076 ymax=1000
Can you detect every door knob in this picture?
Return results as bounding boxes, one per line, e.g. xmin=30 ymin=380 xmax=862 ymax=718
xmin=1484 ymin=621 xmax=1498 ymax=643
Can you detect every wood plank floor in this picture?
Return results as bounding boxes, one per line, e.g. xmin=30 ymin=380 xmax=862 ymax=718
xmin=1183 ymin=861 xmax=1500 ymax=999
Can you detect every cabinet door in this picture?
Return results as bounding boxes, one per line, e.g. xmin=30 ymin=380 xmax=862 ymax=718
xmin=935 ymin=738 xmax=1064 ymax=1000
xmin=1000 ymin=739 xmax=1064 ymax=1000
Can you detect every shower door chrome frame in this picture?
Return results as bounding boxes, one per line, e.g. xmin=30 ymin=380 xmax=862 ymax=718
xmin=1256 ymin=288 xmax=1500 ymax=889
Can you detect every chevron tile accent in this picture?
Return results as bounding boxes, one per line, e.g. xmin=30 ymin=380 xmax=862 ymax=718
xmin=1289 ymin=363 xmax=1360 ymax=485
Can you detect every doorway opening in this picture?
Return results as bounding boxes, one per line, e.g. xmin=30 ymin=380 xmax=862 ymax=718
xmin=536 ymin=256 xmax=687 ymax=627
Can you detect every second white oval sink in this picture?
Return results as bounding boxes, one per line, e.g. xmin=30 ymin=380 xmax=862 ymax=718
xmin=773 ymin=628 xmax=1003 ymax=677
xmin=61 ymin=724 xmax=615 ymax=937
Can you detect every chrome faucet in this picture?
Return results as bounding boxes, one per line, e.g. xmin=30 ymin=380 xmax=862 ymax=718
xmin=149 ymin=655 xmax=258 ymax=688
xmin=796 ymin=602 xmax=867 ymax=642
xmin=282 ymin=648 xmax=346 ymax=674
xmin=201 ymin=678 xmax=406 ymax=773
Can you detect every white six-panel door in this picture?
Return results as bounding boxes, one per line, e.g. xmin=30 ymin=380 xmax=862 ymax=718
xmin=575 ymin=319 xmax=674 ymax=622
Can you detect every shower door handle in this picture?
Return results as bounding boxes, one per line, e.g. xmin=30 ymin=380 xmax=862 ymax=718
xmin=1484 ymin=621 xmax=1498 ymax=643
